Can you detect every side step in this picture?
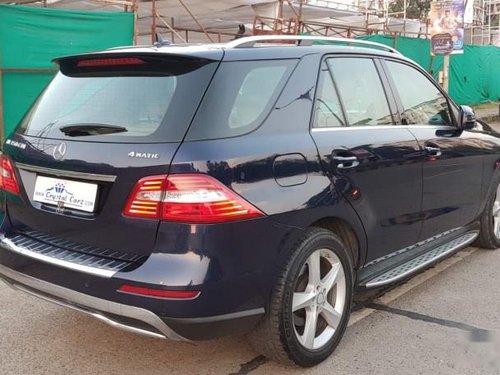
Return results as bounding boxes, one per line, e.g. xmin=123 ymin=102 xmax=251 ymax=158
xmin=363 ymin=232 xmax=478 ymax=288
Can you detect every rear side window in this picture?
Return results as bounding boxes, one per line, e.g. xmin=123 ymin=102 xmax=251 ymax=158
xmin=384 ymin=61 xmax=452 ymax=126
xmin=18 ymin=58 xmax=218 ymax=143
xmin=187 ymin=59 xmax=296 ymax=140
xmin=327 ymin=58 xmax=393 ymax=126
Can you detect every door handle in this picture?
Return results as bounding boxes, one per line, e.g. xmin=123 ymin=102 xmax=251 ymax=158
xmin=332 ymin=155 xmax=360 ymax=169
xmin=424 ymin=146 xmax=442 ymax=157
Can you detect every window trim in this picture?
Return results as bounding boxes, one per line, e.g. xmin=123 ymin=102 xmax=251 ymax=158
xmin=379 ymin=57 xmax=460 ymax=128
xmin=373 ymin=58 xmax=403 ymax=125
xmin=311 ymin=60 xmax=347 ymax=129
xmin=310 ymin=54 xmax=398 ymax=130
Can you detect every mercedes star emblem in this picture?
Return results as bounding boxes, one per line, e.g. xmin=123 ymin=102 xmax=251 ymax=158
xmin=53 ymin=142 xmax=67 ymax=160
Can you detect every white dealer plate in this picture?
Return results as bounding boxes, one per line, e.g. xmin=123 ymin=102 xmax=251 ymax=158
xmin=33 ymin=176 xmax=98 ymax=213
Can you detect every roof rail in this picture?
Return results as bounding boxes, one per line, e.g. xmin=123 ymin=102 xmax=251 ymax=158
xmin=225 ymin=35 xmax=401 ymax=55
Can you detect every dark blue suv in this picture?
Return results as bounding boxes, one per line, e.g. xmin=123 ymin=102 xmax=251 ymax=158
xmin=0 ymin=35 xmax=498 ymax=367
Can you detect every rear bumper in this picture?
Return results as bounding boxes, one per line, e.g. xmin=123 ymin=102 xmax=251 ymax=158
xmin=0 ymin=263 xmax=265 ymax=341
xmin=0 ymin=263 xmax=185 ymax=340
xmin=0 ymin=216 xmax=303 ymax=340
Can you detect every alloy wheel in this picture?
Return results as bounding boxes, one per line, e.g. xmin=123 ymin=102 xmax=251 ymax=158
xmin=292 ymin=248 xmax=347 ymax=350
xmin=493 ymin=183 xmax=500 ymax=239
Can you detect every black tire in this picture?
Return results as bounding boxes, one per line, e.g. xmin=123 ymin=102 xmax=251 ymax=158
xmin=475 ymin=176 xmax=500 ymax=250
xmin=248 ymin=227 xmax=353 ymax=367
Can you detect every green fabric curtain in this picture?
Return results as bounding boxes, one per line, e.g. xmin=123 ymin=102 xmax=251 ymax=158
xmin=0 ymin=4 xmax=134 ymax=137
xmin=356 ymin=35 xmax=500 ymax=105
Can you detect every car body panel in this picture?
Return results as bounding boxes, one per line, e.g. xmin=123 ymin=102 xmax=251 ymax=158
xmin=0 ymin=40 xmax=498 ymax=344
xmin=407 ymin=126 xmax=485 ymax=239
xmin=3 ymin=135 xmax=179 ymax=255
xmin=311 ymin=126 xmax=423 ymax=262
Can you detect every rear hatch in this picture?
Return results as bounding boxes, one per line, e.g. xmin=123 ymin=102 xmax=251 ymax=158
xmin=2 ymin=50 xmax=222 ymax=259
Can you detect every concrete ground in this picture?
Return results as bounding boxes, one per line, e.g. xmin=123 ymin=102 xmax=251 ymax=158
xmin=1 ymin=246 xmax=499 ymax=375
xmin=475 ymin=102 xmax=500 ymax=129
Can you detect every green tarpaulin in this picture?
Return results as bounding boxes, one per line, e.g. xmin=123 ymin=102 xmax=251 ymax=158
xmin=356 ymin=35 xmax=500 ymax=105
xmin=311 ymin=33 xmax=499 ymax=105
xmin=0 ymin=4 xmax=134 ymax=137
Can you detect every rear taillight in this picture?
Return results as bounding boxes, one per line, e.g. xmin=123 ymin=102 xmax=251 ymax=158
xmin=118 ymin=285 xmax=200 ymax=300
xmin=123 ymin=175 xmax=166 ymax=219
xmin=0 ymin=155 xmax=19 ymax=194
xmin=123 ymin=174 xmax=264 ymax=223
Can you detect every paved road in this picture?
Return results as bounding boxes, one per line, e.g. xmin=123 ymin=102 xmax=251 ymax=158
xmin=1 ymin=246 xmax=499 ymax=375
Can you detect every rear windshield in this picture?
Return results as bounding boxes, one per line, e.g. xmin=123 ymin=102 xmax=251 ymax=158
xmin=18 ymin=58 xmax=218 ymax=143
xmin=186 ymin=59 xmax=297 ymax=140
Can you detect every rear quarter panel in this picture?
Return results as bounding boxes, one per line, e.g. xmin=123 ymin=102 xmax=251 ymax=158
xmin=173 ymin=53 xmax=367 ymax=269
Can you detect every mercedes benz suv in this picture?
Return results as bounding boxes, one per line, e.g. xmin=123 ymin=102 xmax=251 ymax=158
xmin=0 ymin=35 xmax=498 ymax=367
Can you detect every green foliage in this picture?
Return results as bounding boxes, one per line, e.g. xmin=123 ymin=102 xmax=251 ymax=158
xmin=388 ymin=0 xmax=431 ymax=20
xmin=358 ymin=34 xmax=500 ymax=105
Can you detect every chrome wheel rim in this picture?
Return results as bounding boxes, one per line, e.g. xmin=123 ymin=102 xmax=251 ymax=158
xmin=292 ymin=249 xmax=347 ymax=350
xmin=493 ymin=183 xmax=500 ymax=239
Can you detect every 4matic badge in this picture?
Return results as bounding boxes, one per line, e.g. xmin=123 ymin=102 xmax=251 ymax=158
xmin=128 ymin=151 xmax=159 ymax=159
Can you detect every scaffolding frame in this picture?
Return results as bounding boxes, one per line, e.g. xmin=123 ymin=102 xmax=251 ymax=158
xmin=468 ymin=0 xmax=500 ymax=45
xmin=148 ymin=0 xmax=432 ymax=44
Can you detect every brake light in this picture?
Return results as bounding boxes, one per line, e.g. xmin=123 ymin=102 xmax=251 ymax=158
xmin=118 ymin=285 xmax=200 ymax=300
xmin=123 ymin=174 xmax=264 ymax=223
xmin=123 ymin=175 xmax=165 ymax=218
xmin=76 ymin=57 xmax=145 ymax=67
xmin=0 ymin=155 xmax=19 ymax=194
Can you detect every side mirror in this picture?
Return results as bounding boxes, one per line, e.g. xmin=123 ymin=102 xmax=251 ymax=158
xmin=459 ymin=105 xmax=476 ymax=130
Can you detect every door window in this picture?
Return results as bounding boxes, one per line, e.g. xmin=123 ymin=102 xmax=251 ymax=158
xmin=384 ymin=61 xmax=452 ymax=126
xmin=327 ymin=58 xmax=393 ymax=126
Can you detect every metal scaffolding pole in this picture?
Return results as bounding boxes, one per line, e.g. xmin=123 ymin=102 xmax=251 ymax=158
xmin=177 ymin=0 xmax=214 ymax=42
xmin=488 ymin=0 xmax=492 ymax=44
xmin=403 ymin=0 xmax=407 ymax=36
xmin=151 ymin=0 xmax=157 ymax=43
xmin=0 ymin=52 xmax=4 ymax=143
xmin=155 ymin=13 xmax=187 ymax=43
xmin=133 ymin=0 xmax=138 ymax=44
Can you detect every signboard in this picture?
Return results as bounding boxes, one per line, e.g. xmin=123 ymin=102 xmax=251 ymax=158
xmin=431 ymin=33 xmax=454 ymax=54
xmin=430 ymin=0 xmax=465 ymax=55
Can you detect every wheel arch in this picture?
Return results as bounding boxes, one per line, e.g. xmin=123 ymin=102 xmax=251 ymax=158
xmin=478 ymin=165 xmax=500 ymax=217
xmin=310 ymin=217 xmax=364 ymax=269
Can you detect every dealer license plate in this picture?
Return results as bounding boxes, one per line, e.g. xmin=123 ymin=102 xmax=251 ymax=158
xmin=33 ymin=176 xmax=98 ymax=213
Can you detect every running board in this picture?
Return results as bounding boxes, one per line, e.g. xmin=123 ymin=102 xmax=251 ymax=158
xmin=363 ymin=232 xmax=478 ymax=288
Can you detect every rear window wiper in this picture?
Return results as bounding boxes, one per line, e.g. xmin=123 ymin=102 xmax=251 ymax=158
xmin=59 ymin=123 xmax=128 ymax=137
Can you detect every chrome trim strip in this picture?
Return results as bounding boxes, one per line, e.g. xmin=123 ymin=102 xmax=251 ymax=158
xmin=0 ymin=264 xmax=187 ymax=341
xmin=13 ymin=283 xmax=166 ymax=339
xmin=16 ymin=163 xmax=117 ymax=182
xmin=166 ymin=308 xmax=265 ymax=324
xmin=0 ymin=236 xmax=116 ymax=278
xmin=365 ymin=232 xmax=478 ymax=288
xmin=311 ymin=125 xmax=456 ymax=132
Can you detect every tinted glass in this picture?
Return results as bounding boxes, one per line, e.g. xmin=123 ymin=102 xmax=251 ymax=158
xmin=19 ymin=62 xmax=218 ymax=143
xmin=327 ymin=58 xmax=393 ymax=126
xmin=187 ymin=60 xmax=296 ymax=140
xmin=385 ymin=61 xmax=452 ymax=126
xmin=312 ymin=65 xmax=345 ymax=128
